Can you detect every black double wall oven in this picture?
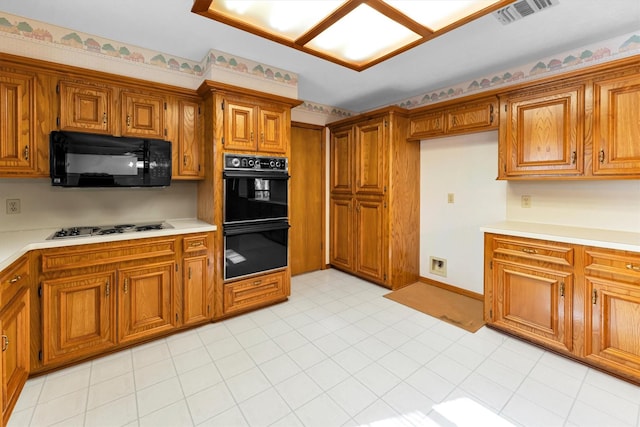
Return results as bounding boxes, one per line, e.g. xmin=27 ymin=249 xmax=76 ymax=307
xmin=223 ymin=154 xmax=289 ymax=280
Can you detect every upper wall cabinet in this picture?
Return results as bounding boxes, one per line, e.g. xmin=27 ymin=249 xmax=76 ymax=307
xmin=499 ymin=83 xmax=585 ymax=178
xmin=408 ymin=96 xmax=498 ymax=140
xmin=0 ymin=69 xmax=37 ymax=176
xmin=58 ymin=80 xmax=166 ymax=139
xmin=166 ymin=96 xmax=204 ymax=180
xmin=497 ymin=58 xmax=640 ymax=180
xmin=592 ymin=73 xmax=640 ymax=176
xmin=222 ymin=94 xmax=288 ymax=154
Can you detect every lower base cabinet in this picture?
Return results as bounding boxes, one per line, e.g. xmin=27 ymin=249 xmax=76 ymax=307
xmin=485 ymin=234 xmax=640 ymax=384
xmin=1 ymin=289 xmax=29 ymax=426
xmin=223 ymin=269 xmax=288 ymax=316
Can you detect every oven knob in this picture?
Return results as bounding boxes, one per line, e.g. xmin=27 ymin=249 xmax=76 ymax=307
xmin=269 ymin=160 xmax=275 ymax=168
xmin=275 ymin=161 xmax=280 ymax=168
xmin=248 ymin=159 xmax=254 ymax=167
xmin=230 ymin=157 xmax=240 ymax=168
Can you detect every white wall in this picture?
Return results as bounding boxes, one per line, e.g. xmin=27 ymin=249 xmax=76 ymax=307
xmin=0 ymin=179 xmax=197 ymax=232
xmin=420 ymin=131 xmax=507 ymax=294
xmin=420 ymin=131 xmax=640 ymax=295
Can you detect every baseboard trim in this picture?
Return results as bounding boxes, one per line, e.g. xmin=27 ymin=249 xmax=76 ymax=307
xmin=418 ymin=276 xmax=484 ymax=301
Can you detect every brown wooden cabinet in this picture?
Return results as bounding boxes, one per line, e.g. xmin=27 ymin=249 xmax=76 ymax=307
xmin=223 ymin=269 xmax=288 ymax=315
xmin=592 ymin=73 xmax=640 ymax=176
xmin=42 ymin=271 xmax=116 ymax=365
xmin=0 ymin=255 xmax=31 ymax=426
xmin=181 ymin=234 xmax=213 ymax=325
xmin=0 ymin=289 xmax=29 ymax=427
xmin=584 ymin=248 xmax=640 ymax=379
xmin=409 ymin=96 xmax=497 ymax=140
xmin=0 ymin=68 xmax=38 ymax=176
xmin=58 ymin=80 xmax=166 ymax=139
xmin=170 ymin=97 xmax=203 ymax=179
xmin=328 ymin=107 xmax=419 ymax=289
xmin=118 ymin=262 xmax=175 ymax=344
xmin=499 ymin=84 xmax=585 ymax=178
xmin=485 ymin=233 xmax=640 ymax=384
xmin=223 ymin=95 xmax=287 ymax=154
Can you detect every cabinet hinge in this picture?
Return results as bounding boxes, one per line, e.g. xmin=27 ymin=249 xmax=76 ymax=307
xmin=175 ymin=264 xmax=179 ymax=272
xmin=198 ymin=106 xmax=201 ymax=115
xmin=221 ymin=101 xmax=225 ymax=110
xmin=384 ymin=201 xmax=387 ymax=208
xmin=38 ymin=285 xmax=42 ymax=297
xmin=56 ymin=117 xmax=60 ymax=127
xmin=55 ymin=84 xmax=59 ymax=94
xmin=38 ymin=350 xmax=42 ymax=361
xmin=384 ymin=273 xmax=387 ymax=281
xmin=176 ymin=313 xmax=179 ymax=322
xmin=222 ymin=136 xmax=225 ymax=145
xmin=207 ymin=305 xmax=210 ymax=314
xmin=164 ymin=102 xmax=167 ymax=110
xmin=164 ymin=129 xmax=168 ymax=137
xmin=198 ymin=164 xmax=201 ymax=172
xmin=384 ymin=120 xmax=388 ymax=127
xmin=384 ymin=186 xmax=387 ymax=193
xmin=504 ymin=104 xmax=507 ymax=112
xmin=489 ymin=309 xmax=493 ymax=319
xmin=490 ymin=260 xmax=493 ymax=269
xmin=207 ymin=258 xmax=210 ymax=266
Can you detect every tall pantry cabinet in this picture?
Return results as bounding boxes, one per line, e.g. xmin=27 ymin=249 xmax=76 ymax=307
xmin=328 ymin=106 xmax=419 ymax=290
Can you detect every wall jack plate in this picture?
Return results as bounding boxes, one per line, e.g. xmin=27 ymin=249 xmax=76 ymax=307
xmin=6 ymin=199 xmax=20 ymax=214
xmin=429 ymin=256 xmax=447 ymax=277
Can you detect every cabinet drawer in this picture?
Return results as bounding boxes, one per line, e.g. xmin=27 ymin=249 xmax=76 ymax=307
xmin=409 ymin=111 xmax=445 ymax=138
xmin=223 ymin=270 xmax=287 ymax=315
xmin=0 ymin=255 xmax=29 ymax=307
xmin=41 ymin=238 xmax=176 ymax=272
xmin=584 ymin=248 xmax=640 ymax=281
xmin=183 ymin=234 xmax=208 ymax=253
xmin=493 ymin=237 xmax=574 ymax=267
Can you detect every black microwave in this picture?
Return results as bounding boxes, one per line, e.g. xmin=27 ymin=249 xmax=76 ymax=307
xmin=50 ymin=131 xmax=172 ymax=187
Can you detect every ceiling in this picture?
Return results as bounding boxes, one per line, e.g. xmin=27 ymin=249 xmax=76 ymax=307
xmin=1 ymin=0 xmax=638 ymax=112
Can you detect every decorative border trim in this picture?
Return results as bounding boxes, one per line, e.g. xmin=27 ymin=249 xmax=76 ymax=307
xmin=397 ymin=33 xmax=640 ymax=109
xmin=0 ymin=12 xmax=298 ymax=87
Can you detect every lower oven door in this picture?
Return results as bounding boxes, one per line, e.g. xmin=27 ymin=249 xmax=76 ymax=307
xmin=223 ymin=220 xmax=289 ymax=280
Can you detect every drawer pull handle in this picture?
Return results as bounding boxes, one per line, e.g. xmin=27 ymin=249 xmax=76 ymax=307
xmin=253 ymin=280 xmax=262 ymax=286
xmin=189 ymin=242 xmax=204 ymax=247
xmin=522 ymin=248 xmax=538 ymax=254
xmin=626 ymin=264 xmax=640 ymax=272
xmin=1 ymin=335 xmax=8 ymax=352
xmin=23 ymin=145 xmax=29 ymax=161
xmin=8 ymin=275 xmax=22 ymax=284
xmin=102 ymin=112 xmax=107 ymax=124
xmin=126 ymin=115 xmax=132 ymax=127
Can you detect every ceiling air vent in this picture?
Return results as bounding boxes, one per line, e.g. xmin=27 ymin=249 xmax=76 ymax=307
xmin=493 ymin=0 xmax=559 ymax=25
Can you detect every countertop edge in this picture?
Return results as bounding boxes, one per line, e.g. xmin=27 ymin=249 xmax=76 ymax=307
xmin=481 ymin=221 xmax=640 ymax=252
xmin=0 ymin=219 xmax=218 ymax=271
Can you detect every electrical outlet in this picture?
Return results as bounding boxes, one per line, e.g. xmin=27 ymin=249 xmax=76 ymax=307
xmin=6 ymin=199 xmax=21 ymax=214
xmin=521 ymin=195 xmax=532 ymax=208
xmin=429 ymin=256 xmax=447 ymax=277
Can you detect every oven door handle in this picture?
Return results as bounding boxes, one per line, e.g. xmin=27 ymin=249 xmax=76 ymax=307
xmin=223 ymin=221 xmax=290 ymax=236
xmin=223 ymin=170 xmax=290 ymax=180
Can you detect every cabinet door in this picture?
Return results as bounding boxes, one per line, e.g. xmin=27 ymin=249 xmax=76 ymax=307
xmin=409 ymin=110 xmax=445 ymax=139
xmin=257 ymin=105 xmax=286 ymax=153
xmin=121 ymin=91 xmax=165 ymax=138
xmin=493 ymin=261 xmax=572 ymax=352
xmin=177 ymin=99 xmax=203 ymax=178
xmin=182 ymin=256 xmax=210 ymax=325
xmin=501 ymin=85 xmax=584 ymax=177
xmin=330 ymin=126 xmax=353 ymax=194
xmin=224 ymin=99 xmax=256 ymax=151
xmin=585 ymin=277 xmax=640 ymax=374
xmin=0 ymin=70 xmax=36 ymax=174
xmin=1 ymin=289 xmax=29 ymax=423
xmin=593 ymin=74 xmax=640 ymax=175
xmin=42 ymin=271 xmax=116 ymax=365
xmin=355 ymin=118 xmax=386 ymax=195
xmin=355 ymin=197 xmax=386 ymax=284
xmin=58 ymin=80 xmax=113 ymax=134
xmin=118 ymin=262 xmax=175 ymax=343
xmin=330 ymin=197 xmax=354 ymax=271
xmin=223 ymin=270 xmax=287 ymax=315
xmin=447 ymin=98 xmax=498 ymax=134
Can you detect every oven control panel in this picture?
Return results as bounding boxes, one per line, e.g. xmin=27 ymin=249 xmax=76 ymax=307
xmin=224 ymin=154 xmax=288 ymax=171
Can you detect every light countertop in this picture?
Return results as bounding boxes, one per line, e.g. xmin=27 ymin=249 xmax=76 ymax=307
xmin=481 ymin=221 xmax=640 ymax=252
xmin=0 ymin=218 xmax=217 ymax=271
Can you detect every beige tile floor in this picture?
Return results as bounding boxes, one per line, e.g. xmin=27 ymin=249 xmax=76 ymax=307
xmin=9 ymin=269 xmax=640 ymax=426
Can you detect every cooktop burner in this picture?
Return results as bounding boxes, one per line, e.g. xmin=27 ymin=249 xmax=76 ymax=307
xmin=48 ymin=222 xmax=173 ymax=240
